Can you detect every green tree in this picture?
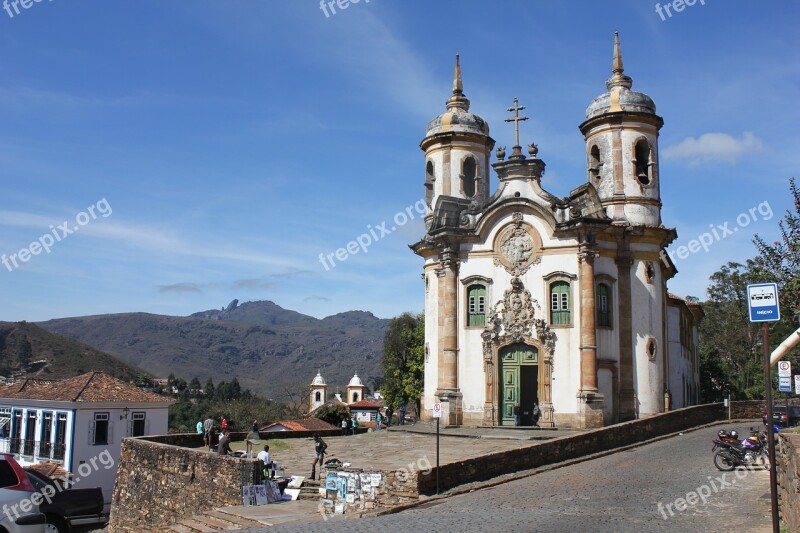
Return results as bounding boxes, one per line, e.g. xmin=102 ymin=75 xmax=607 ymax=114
xmin=754 ymin=177 xmax=800 ymax=315
xmin=316 ymin=404 xmax=350 ymax=426
xmin=381 ymin=312 xmax=424 ymax=415
xmin=189 ymin=377 xmax=202 ymax=394
xmin=698 ymin=261 xmax=765 ymax=400
xmin=204 ymin=378 xmax=215 ymax=398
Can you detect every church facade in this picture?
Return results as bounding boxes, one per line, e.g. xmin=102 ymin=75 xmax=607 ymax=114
xmin=412 ymin=35 xmax=702 ymax=429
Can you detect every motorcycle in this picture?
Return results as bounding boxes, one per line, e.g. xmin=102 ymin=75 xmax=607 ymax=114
xmin=712 ymin=428 xmax=769 ymax=471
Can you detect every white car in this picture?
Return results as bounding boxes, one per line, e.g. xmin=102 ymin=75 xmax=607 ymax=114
xmin=0 ymin=454 xmax=45 ymax=533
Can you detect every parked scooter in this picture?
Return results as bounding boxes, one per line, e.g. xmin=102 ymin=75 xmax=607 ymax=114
xmin=712 ymin=428 xmax=769 ymax=471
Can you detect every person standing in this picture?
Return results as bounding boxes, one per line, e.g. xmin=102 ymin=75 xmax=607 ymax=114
xmin=310 ymin=433 xmax=327 ymax=480
xmin=341 ymin=418 xmax=348 ymax=436
xmin=532 ymin=402 xmax=541 ymax=427
xmin=196 ymin=420 xmax=203 ymax=434
xmin=376 ymin=412 xmax=382 ymax=430
xmin=399 ymin=405 xmax=406 ymax=426
xmin=221 ymin=417 xmax=228 ymax=431
xmin=514 ymin=404 xmax=520 ymax=426
xmin=203 ymin=416 xmax=214 ymax=449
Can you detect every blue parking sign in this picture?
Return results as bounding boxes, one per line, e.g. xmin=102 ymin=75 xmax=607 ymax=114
xmin=747 ymin=283 xmax=781 ymax=323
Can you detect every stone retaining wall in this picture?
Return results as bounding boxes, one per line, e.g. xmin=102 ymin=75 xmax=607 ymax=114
xmin=777 ymin=433 xmax=800 ymax=531
xmin=108 ymin=438 xmax=258 ymax=533
xmin=418 ymin=403 xmax=724 ymax=494
xmin=318 ymin=467 xmax=419 ymax=517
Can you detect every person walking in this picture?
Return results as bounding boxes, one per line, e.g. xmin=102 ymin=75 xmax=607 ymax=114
xmin=310 ymin=433 xmax=327 ymax=480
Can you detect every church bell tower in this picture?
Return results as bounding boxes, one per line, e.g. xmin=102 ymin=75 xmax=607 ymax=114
xmin=579 ymin=33 xmax=664 ymax=227
xmin=420 ymin=55 xmax=495 ymax=224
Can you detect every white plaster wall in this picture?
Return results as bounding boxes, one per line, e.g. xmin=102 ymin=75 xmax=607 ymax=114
xmin=630 ymin=258 xmax=665 ymax=416
xmin=598 ymin=368 xmax=614 ymax=424
xmin=73 ymin=406 xmax=169 ymax=504
xmin=423 ymin=264 xmax=439 ymax=415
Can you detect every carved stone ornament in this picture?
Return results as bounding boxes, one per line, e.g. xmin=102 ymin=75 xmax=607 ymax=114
xmin=482 ymin=276 xmax=556 ymax=358
xmin=493 ymin=212 xmax=541 ymax=276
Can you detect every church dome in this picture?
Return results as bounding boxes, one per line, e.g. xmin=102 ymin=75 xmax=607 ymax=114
xmin=311 ymin=371 xmax=326 ymax=386
xmin=348 ymin=373 xmax=363 ymax=387
xmin=425 ymin=55 xmax=490 ymax=138
xmin=426 ymin=107 xmax=490 ymax=137
xmin=585 ymin=33 xmax=657 ymax=120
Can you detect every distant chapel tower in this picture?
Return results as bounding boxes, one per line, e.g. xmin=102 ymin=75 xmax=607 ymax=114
xmin=346 ymin=373 xmax=367 ymax=404
xmin=309 ymin=371 xmax=327 ymax=413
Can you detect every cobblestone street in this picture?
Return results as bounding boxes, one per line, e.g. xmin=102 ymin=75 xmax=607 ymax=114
xmin=252 ymin=422 xmax=773 ymax=532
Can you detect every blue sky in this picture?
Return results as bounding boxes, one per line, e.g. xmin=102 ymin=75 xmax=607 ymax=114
xmin=0 ymin=0 xmax=797 ymax=321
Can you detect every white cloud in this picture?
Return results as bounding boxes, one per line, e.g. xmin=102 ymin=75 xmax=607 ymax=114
xmin=662 ymin=132 xmax=765 ymax=166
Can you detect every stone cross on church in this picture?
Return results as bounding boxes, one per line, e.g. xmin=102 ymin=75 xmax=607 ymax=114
xmin=504 ymin=97 xmax=528 ymax=158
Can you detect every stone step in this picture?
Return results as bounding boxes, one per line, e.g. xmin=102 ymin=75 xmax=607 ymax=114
xmin=168 ymin=525 xmax=196 ymax=533
xmin=194 ymin=514 xmax=240 ymax=531
xmin=177 ymin=518 xmax=220 ymax=533
xmin=205 ymin=510 xmax=265 ymax=528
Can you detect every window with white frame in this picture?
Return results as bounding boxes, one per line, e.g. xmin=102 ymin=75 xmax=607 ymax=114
xmin=91 ymin=413 xmax=110 ymax=445
xmin=131 ymin=412 xmax=146 ymax=437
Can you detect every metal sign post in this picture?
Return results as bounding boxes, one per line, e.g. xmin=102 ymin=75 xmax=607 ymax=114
xmin=748 ymin=283 xmax=781 ymax=533
xmin=432 ymin=402 xmax=441 ymax=495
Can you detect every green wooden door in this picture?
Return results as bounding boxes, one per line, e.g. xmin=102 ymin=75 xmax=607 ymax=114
xmin=500 ymin=344 xmax=539 ymax=426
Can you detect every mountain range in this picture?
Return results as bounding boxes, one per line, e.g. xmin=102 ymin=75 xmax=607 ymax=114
xmin=38 ymin=300 xmax=390 ymax=398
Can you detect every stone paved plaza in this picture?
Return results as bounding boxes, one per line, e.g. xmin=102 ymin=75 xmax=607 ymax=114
xmin=243 ymin=422 xmax=772 ymax=532
xmin=242 ymin=423 xmax=574 ymax=479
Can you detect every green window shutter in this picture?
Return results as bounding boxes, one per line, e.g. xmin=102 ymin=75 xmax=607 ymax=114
xmin=467 ymin=285 xmax=486 ymax=327
xmin=550 ymin=281 xmax=571 ymax=325
xmin=597 ymin=283 xmax=612 ymax=327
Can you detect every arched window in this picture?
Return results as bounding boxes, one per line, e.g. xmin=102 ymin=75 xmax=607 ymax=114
xmin=425 ymin=161 xmax=435 ymax=206
xmin=589 ymin=145 xmax=602 ymax=182
xmin=467 ymin=284 xmax=486 ymax=326
xmin=352 ymin=393 xmax=359 ymax=403
xmin=314 ymin=391 xmax=321 ymax=402
xmin=550 ymin=281 xmax=571 ymax=325
xmin=462 ymin=156 xmax=476 ymax=198
xmin=597 ymin=283 xmax=612 ymax=327
xmin=634 ymin=140 xmax=652 ymax=186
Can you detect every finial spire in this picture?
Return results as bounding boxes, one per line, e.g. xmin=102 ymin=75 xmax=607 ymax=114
xmin=612 ymin=31 xmax=623 ymax=75
xmin=606 ymin=32 xmax=633 ymax=90
xmin=453 ymin=54 xmax=463 ymax=95
xmin=446 ymin=54 xmax=470 ymax=111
